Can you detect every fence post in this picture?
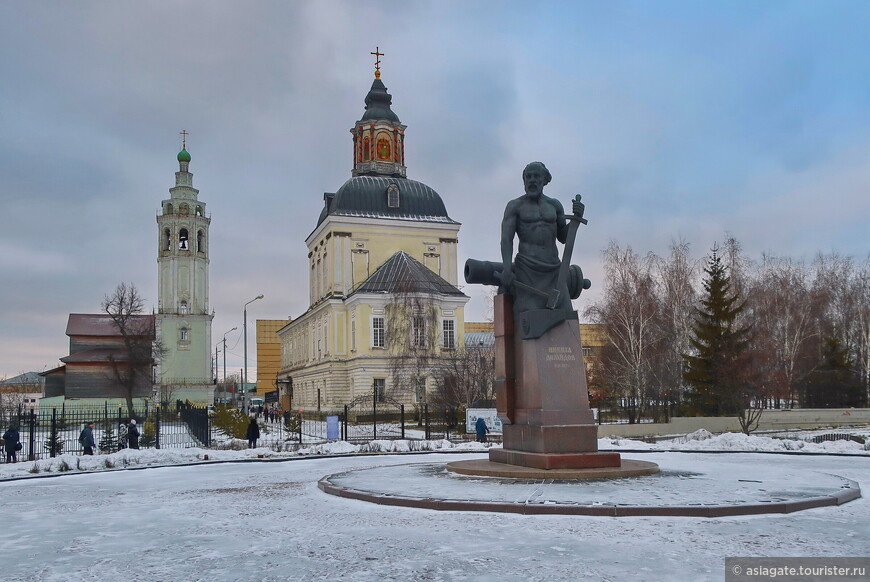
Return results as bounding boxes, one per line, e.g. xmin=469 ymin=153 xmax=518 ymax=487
xmin=28 ymin=409 xmax=36 ymax=461
xmin=400 ymin=404 xmax=405 ymax=440
xmin=343 ymin=405 xmax=348 ymax=441
xmin=372 ymin=390 xmax=378 ymax=441
xmin=205 ymin=407 xmax=211 ymax=448
xmin=297 ymin=412 xmax=303 ymax=444
xmin=50 ymin=407 xmax=57 ymax=458
xmin=444 ymin=409 xmax=449 ymax=440
xmin=424 ymin=403 xmax=430 ymax=440
xmin=155 ymin=406 xmax=161 ymax=450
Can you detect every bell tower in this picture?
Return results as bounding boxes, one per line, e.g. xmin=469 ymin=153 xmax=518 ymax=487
xmin=156 ymin=133 xmax=214 ymax=402
xmin=350 ymin=47 xmax=407 ymax=178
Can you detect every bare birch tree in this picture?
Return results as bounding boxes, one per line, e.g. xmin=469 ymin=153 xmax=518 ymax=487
xmin=385 ymin=286 xmax=440 ymax=406
xmin=653 ymin=238 xmax=698 ymax=417
xmin=586 ymin=242 xmax=664 ymax=422
xmin=102 ymin=282 xmax=161 ymax=417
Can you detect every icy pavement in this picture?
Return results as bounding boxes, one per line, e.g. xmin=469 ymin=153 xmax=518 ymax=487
xmin=2 ymin=450 xmax=869 ymax=582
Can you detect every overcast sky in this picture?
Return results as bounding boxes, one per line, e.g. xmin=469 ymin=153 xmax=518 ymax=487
xmin=1 ymin=1 xmax=868 ymax=380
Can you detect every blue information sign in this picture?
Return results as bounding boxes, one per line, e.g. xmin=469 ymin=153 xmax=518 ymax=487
xmin=326 ymin=415 xmax=340 ymax=440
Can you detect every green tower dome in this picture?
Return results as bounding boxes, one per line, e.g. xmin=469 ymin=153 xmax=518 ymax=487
xmin=177 ymin=148 xmax=191 ymax=163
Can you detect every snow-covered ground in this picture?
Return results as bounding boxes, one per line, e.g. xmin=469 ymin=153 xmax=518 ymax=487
xmin=1 ymin=429 xmax=869 ymax=581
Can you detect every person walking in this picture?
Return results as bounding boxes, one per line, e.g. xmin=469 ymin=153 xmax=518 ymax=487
xmin=3 ymin=425 xmax=21 ymax=463
xmin=475 ymin=417 xmax=490 ymax=443
xmin=128 ymin=419 xmax=140 ymax=450
xmin=246 ymin=416 xmax=260 ymax=449
xmin=79 ymin=422 xmax=95 ymax=455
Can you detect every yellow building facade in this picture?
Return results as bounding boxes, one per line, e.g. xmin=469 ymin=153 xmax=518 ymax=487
xmin=256 ymin=319 xmax=289 ymax=405
xmin=277 ymin=69 xmax=469 ymax=412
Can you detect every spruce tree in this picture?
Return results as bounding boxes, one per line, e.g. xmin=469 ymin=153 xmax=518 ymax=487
xmin=802 ymin=337 xmax=865 ymax=408
xmin=683 ymin=248 xmax=750 ymax=416
xmin=98 ymin=424 xmax=117 ymax=453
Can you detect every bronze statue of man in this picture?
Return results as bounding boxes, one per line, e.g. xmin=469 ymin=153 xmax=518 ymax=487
xmin=500 ymin=162 xmax=585 ymax=319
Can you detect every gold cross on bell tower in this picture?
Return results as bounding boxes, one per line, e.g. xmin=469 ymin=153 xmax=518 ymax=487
xmin=370 ymin=47 xmax=384 ymax=79
xmin=180 ymin=129 xmax=189 ymax=149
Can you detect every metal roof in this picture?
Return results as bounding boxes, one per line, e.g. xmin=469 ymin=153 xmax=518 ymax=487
xmin=317 ymin=175 xmax=457 ymax=227
xmin=464 ymin=331 xmax=495 ymax=348
xmin=60 ymin=348 xmax=132 ymax=364
xmin=352 ymin=251 xmax=467 ymax=297
xmin=66 ymin=314 xmax=154 ymax=337
xmin=360 ymin=77 xmax=401 ymax=123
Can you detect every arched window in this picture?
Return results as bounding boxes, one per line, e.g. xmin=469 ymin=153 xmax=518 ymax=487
xmin=180 ymin=327 xmax=189 ymax=341
xmin=163 ymin=228 xmax=171 ymax=250
xmin=195 ymin=206 xmax=203 ymax=216
xmin=179 ymin=228 xmax=189 ymax=250
xmin=387 ymin=184 xmax=400 ymax=208
xmin=179 ymin=203 xmax=190 ymax=215
xmin=180 ymin=300 xmax=188 ymax=314
xmin=165 ymin=203 xmax=173 ymax=215
xmin=197 ymin=230 xmax=205 ymax=253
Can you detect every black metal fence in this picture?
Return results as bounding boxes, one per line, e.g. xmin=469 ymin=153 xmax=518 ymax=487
xmin=1 ymin=402 xmax=211 ymax=462
xmin=1 ymin=400 xmax=481 ymax=461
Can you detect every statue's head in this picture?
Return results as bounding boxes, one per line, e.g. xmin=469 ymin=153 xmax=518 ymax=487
xmin=523 ymin=162 xmax=551 ymax=197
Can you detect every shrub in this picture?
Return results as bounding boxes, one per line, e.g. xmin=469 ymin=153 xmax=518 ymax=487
xmin=139 ymin=420 xmax=157 ymax=448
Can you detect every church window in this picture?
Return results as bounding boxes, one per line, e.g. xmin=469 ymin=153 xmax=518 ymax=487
xmin=372 ymin=317 xmax=385 ymax=348
xmin=197 ymin=230 xmax=205 ymax=252
xmin=179 ymin=228 xmax=189 ymax=250
xmin=387 ymin=184 xmax=399 ymax=208
xmin=180 ymin=327 xmax=189 ymax=341
xmin=179 ymin=203 xmax=190 ymax=215
xmin=195 ymin=206 xmax=203 ymax=216
xmin=180 ymin=300 xmax=188 ymax=314
xmin=165 ymin=203 xmax=173 ymax=215
xmin=413 ymin=316 xmax=426 ymax=348
xmin=373 ymin=378 xmax=386 ymax=402
xmin=163 ymin=228 xmax=171 ymax=250
xmin=442 ymin=319 xmax=456 ymax=350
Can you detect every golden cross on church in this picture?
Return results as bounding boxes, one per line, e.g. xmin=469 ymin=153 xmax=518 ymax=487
xmin=180 ymin=129 xmax=189 ymax=149
xmin=371 ymin=47 xmax=384 ymax=79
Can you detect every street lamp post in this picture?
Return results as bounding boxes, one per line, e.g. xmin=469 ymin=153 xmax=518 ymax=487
xmin=243 ymin=295 xmax=264 ymax=406
xmin=222 ymin=326 xmax=237 ymax=402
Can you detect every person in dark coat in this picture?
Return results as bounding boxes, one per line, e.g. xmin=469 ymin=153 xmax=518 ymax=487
xmin=475 ymin=417 xmax=490 ymax=443
xmin=128 ymin=419 xmax=140 ymax=449
xmin=3 ymin=425 xmax=21 ymax=463
xmin=246 ymin=417 xmax=260 ymax=448
xmin=79 ymin=422 xmax=96 ymax=455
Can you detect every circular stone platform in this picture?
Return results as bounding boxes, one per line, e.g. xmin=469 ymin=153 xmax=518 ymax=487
xmin=446 ymin=458 xmax=659 ymax=480
xmin=318 ymin=455 xmax=861 ymax=517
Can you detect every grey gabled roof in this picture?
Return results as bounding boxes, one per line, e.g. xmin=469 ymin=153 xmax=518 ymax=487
xmin=352 ymin=251 xmax=466 ymax=297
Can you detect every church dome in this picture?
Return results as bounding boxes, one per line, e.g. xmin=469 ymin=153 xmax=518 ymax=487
xmin=360 ymin=78 xmax=400 ymax=123
xmin=317 ymin=176 xmax=456 ymax=226
xmin=177 ymin=148 xmax=191 ymax=163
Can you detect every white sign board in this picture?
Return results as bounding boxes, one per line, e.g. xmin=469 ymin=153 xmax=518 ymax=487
xmin=465 ymin=408 xmax=503 ymax=434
